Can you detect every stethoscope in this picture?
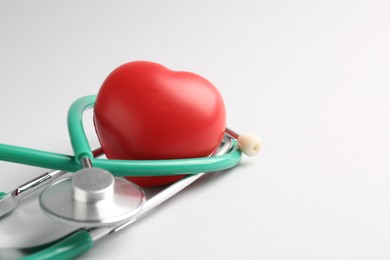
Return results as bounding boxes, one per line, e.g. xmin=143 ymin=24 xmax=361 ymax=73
xmin=0 ymin=66 xmax=261 ymax=259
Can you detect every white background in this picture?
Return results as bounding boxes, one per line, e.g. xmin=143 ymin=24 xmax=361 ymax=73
xmin=1 ymin=0 xmax=390 ymax=259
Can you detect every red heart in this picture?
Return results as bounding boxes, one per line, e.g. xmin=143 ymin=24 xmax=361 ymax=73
xmin=93 ymin=61 xmax=226 ymax=187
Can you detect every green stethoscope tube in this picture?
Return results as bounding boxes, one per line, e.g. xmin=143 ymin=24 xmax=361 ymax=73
xmin=67 ymin=95 xmax=95 ymax=164
xmin=0 ymin=191 xmax=7 ymax=199
xmin=20 ymin=230 xmax=93 ymax=260
xmin=0 ymin=96 xmax=242 ymax=176
xmin=0 ymin=142 xmax=240 ymax=176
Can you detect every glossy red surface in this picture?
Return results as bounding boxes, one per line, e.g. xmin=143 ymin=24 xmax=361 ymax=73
xmin=94 ymin=61 xmax=226 ymax=187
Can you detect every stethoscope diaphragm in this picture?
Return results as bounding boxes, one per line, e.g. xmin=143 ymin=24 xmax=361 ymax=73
xmin=39 ymin=168 xmax=145 ymax=227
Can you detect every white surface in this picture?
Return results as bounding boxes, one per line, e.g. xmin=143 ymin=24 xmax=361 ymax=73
xmin=1 ymin=0 xmax=390 ymax=259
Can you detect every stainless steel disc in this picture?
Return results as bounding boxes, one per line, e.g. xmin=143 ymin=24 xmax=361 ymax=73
xmin=39 ymin=170 xmax=145 ymax=226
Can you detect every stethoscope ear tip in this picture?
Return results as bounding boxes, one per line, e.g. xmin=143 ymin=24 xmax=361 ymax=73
xmin=237 ymin=134 xmax=262 ymax=157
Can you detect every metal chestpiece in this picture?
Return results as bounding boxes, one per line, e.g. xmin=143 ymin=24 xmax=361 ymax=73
xmin=40 ymin=168 xmax=146 ymax=226
xmin=72 ymin=168 xmax=115 ymax=203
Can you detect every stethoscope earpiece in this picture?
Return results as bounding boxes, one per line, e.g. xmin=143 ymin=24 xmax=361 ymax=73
xmin=237 ymin=134 xmax=262 ymax=157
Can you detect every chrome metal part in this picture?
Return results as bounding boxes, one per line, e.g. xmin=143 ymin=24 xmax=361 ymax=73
xmin=0 ymin=170 xmax=67 ymax=218
xmin=139 ymin=136 xmax=232 ymax=215
xmin=72 ymin=168 xmax=115 ymax=203
xmin=15 ymin=170 xmax=66 ymax=196
xmin=40 ymin=175 xmax=145 ymax=226
xmin=80 ymin=157 xmax=93 ymax=168
xmin=225 ymin=127 xmax=239 ymax=139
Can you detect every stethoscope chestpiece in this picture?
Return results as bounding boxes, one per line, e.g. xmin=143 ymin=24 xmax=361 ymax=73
xmin=39 ymin=168 xmax=145 ymax=227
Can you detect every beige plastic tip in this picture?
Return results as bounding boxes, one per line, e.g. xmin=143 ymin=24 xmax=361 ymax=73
xmin=237 ymin=134 xmax=262 ymax=156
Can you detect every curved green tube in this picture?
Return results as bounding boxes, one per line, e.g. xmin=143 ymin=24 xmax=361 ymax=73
xmin=67 ymin=95 xmax=96 ymax=163
xmin=20 ymin=230 xmax=93 ymax=260
xmin=0 ymin=142 xmax=241 ymax=176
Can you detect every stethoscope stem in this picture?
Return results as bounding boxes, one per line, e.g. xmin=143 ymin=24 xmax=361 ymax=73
xmin=80 ymin=157 xmax=93 ymax=168
xmin=15 ymin=170 xmax=66 ymax=197
xmin=225 ymin=127 xmax=239 ymax=139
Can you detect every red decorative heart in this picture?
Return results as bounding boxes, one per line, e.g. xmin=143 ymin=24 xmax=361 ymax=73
xmin=94 ymin=61 xmax=226 ymax=187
